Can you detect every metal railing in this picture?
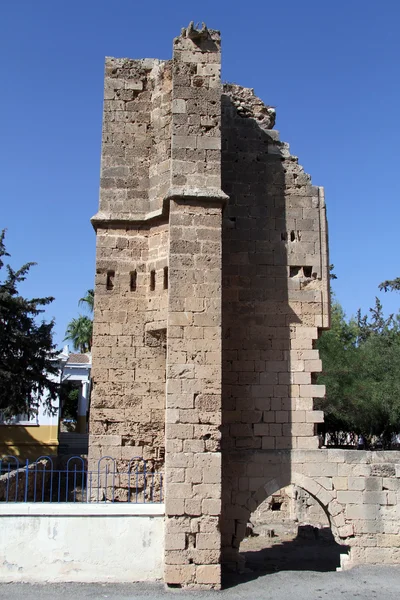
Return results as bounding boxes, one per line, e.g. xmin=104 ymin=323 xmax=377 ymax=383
xmin=0 ymin=456 xmax=163 ymax=504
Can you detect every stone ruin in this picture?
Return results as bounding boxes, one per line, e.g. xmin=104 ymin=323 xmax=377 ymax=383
xmin=88 ymin=23 xmax=400 ymax=589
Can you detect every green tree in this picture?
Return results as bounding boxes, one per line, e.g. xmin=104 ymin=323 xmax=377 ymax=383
xmin=353 ymin=300 xmax=400 ymax=446
xmin=64 ymin=316 xmax=92 ymax=353
xmin=379 ymin=278 xmax=400 ymax=293
xmin=59 ymin=381 xmax=79 ymax=420
xmin=315 ymin=301 xmax=360 ymax=442
xmin=317 ymin=295 xmax=400 ymax=448
xmin=0 ymin=230 xmax=59 ymax=418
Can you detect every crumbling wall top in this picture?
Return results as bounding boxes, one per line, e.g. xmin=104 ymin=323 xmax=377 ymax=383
xmin=180 ymin=21 xmax=220 ymax=42
xmin=223 ymin=83 xmax=276 ymax=130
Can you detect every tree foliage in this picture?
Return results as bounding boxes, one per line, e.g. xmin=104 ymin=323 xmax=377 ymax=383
xmin=316 ymin=294 xmax=400 ymax=448
xmin=78 ymin=289 xmax=94 ymax=314
xmin=0 ymin=230 xmax=59 ymax=418
xmin=64 ymin=316 xmax=92 ymax=353
xmin=64 ymin=288 xmax=94 ymax=353
xmin=379 ymin=278 xmax=400 ymax=293
xmin=59 ymin=381 xmax=79 ymax=421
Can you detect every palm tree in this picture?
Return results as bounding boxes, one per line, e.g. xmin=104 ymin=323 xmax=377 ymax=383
xmin=64 ymin=316 xmax=92 ymax=353
xmin=78 ymin=289 xmax=94 ymax=314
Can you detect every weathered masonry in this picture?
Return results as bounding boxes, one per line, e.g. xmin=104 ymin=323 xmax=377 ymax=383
xmin=89 ymin=23 xmax=400 ymax=589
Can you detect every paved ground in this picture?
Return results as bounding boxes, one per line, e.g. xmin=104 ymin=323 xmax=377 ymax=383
xmin=1 ymin=567 xmax=400 ymax=600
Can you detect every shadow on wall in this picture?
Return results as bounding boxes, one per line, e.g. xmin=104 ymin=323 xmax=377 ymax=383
xmin=221 ymin=93 xmax=302 ymax=567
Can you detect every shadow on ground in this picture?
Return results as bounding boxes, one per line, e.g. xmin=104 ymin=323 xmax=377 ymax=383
xmin=223 ymin=527 xmax=349 ymax=589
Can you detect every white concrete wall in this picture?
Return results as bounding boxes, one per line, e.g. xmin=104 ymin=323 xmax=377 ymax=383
xmin=0 ymin=504 xmax=164 ymax=582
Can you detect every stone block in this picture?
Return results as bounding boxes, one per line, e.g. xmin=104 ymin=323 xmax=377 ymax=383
xmin=353 ymin=519 xmax=384 ymax=534
xmin=328 ymin=499 xmax=344 ymax=517
xmin=203 ymin=468 xmax=221 ymax=484
xmin=296 ymin=436 xmax=319 ymax=449
xmin=363 ymin=491 xmax=388 ymax=505
xmin=337 ymin=491 xmax=364 ymax=505
xmin=348 ymin=477 xmax=366 ymax=491
xmin=172 ymin=99 xmax=187 ymax=114
xmin=365 ymin=477 xmax=383 ymax=491
xmin=299 ymin=384 xmax=325 ymax=398
xmin=185 ymin=499 xmax=202 ymax=515
xmin=376 ymin=534 xmax=400 ymax=548
xmin=165 ymin=498 xmax=185 ymax=516
xmin=196 ymin=565 xmax=221 ymax=585
xmin=202 ymin=499 xmax=221 ymax=515
xmin=254 ymin=423 xmax=269 ymax=436
xmin=197 ymin=137 xmax=221 ymax=150
xmin=165 ymin=533 xmax=186 ymax=550
xmin=306 ymin=410 xmax=324 ymax=423
xmin=338 ymin=524 xmax=354 ymax=539
xmin=365 ymin=547 xmax=400 ymax=564
xmin=316 ymin=486 xmax=332 ymax=507
xmin=316 ymin=476 xmax=333 ymax=491
xmin=333 ymin=477 xmax=348 ymax=491
xmin=196 ymin=534 xmax=220 ymax=550
xmin=165 ymin=565 xmax=195 ymax=585
xmin=383 ymin=478 xmax=400 ymax=491
xmin=306 ymin=462 xmax=338 ymax=477
xmin=345 ymin=503 xmax=381 ymax=520
xmin=172 ymin=135 xmax=197 ymax=149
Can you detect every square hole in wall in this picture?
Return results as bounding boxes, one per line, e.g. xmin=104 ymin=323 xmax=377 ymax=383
xmin=290 ymin=266 xmax=302 ymax=278
xmin=106 ymin=271 xmax=115 ymax=290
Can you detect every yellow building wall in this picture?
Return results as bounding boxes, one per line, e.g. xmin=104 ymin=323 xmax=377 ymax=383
xmin=0 ymin=425 xmax=59 ymax=460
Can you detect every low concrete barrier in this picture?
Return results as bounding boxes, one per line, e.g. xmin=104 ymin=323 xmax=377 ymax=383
xmin=0 ymin=503 xmax=164 ymax=582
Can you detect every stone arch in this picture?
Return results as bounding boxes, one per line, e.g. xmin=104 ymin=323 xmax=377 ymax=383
xmin=244 ymin=471 xmax=344 ymax=545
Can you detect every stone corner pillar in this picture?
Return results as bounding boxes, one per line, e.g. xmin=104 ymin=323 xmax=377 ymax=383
xmin=164 ymin=23 xmax=228 ymax=590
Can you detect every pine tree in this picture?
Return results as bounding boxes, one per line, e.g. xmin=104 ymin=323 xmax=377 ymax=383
xmin=0 ymin=230 xmax=59 ymax=418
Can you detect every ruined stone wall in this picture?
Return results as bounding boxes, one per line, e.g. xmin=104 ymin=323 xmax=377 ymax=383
xmin=98 ymin=57 xmax=171 ymax=222
xmin=233 ymin=450 xmax=400 ymax=570
xmin=89 ymin=24 xmax=400 ymax=589
xmin=220 ymin=84 xmax=329 ymax=563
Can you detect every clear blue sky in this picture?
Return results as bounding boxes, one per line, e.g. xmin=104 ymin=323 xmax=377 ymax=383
xmin=1 ymin=0 xmax=400 ymax=347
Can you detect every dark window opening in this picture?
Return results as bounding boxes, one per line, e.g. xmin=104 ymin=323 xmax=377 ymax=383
xmin=271 ymin=500 xmax=283 ymax=511
xmin=130 ymin=270 xmax=137 ymax=292
xmin=163 ymin=267 xmax=168 ymax=290
xmin=150 ymin=270 xmax=156 ymax=292
xmin=106 ymin=271 xmax=115 ymax=290
xmin=303 ymin=266 xmax=313 ymax=278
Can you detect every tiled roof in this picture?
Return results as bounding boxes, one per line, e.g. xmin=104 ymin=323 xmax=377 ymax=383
xmin=66 ymin=354 xmax=91 ymax=364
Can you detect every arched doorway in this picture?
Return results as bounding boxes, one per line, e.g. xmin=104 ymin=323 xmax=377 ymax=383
xmin=233 ymin=473 xmax=349 ymax=575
